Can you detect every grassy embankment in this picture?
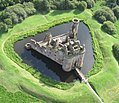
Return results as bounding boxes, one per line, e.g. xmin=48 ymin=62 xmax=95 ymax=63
xmin=1 ymin=2 xmax=119 ymax=102
xmin=0 ymin=10 xmax=101 ymax=103
xmin=4 ymin=9 xmax=102 ymax=89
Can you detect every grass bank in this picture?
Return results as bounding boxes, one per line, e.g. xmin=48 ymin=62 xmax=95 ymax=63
xmin=4 ymin=9 xmax=102 ymax=89
xmin=1 ymin=7 xmax=119 ymax=102
xmin=0 ymin=10 xmax=101 ymax=103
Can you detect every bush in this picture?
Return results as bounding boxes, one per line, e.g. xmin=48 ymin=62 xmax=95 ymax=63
xmin=60 ymin=0 xmax=74 ymax=10
xmin=83 ymin=0 xmax=95 ymax=8
xmin=113 ymin=6 xmax=119 ymax=19
xmin=105 ymin=0 xmax=117 ymax=8
xmin=93 ymin=6 xmax=117 ymax=23
xmin=101 ymin=21 xmax=116 ymax=35
xmin=34 ymin=0 xmax=93 ymax=11
xmin=0 ymin=0 xmax=34 ymax=11
xmin=35 ymin=0 xmax=50 ymax=12
xmin=0 ymin=22 xmax=8 ymax=33
xmin=3 ymin=18 xmax=13 ymax=27
xmin=77 ymin=1 xmax=87 ymax=11
xmin=51 ymin=0 xmax=61 ymax=9
xmin=33 ymin=0 xmax=42 ymax=11
xmin=112 ymin=43 xmax=119 ymax=62
xmin=23 ymin=2 xmax=36 ymax=15
xmin=117 ymin=0 xmax=119 ymax=5
xmin=0 ymin=2 xmax=36 ymax=30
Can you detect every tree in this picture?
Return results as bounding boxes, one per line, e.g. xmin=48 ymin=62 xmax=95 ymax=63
xmin=12 ymin=5 xmax=27 ymax=19
xmin=40 ymin=0 xmax=50 ymax=12
xmin=117 ymin=0 xmax=119 ymax=5
xmin=113 ymin=6 xmax=119 ymax=19
xmin=64 ymin=0 xmax=73 ymax=9
xmin=77 ymin=1 xmax=87 ymax=11
xmin=0 ymin=0 xmax=34 ymax=11
xmin=106 ymin=0 xmax=117 ymax=8
xmin=4 ymin=18 xmax=12 ymax=27
xmin=93 ymin=6 xmax=117 ymax=23
xmin=11 ymin=12 xmax=19 ymax=24
xmin=33 ymin=0 xmax=42 ymax=11
xmin=60 ymin=0 xmax=74 ymax=10
xmin=112 ymin=43 xmax=119 ymax=62
xmin=0 ymin=22 xmax=8 ymax=33
xmin=101 ymin=21 xmax=116 ymax=35
xmin=83 ymin=0 xmax=95 ymax=8
xmin=0 ymin=2 xmax=36 ymax=32
xmin=23 ymin=2 xmax=36 ymax=15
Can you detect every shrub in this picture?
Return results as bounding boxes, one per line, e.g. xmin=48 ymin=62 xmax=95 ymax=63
xmin=117 ymin=0 xmax=119 ymax=5
xmin=105 ymin=0 xmax=117 ymax=8
xmin=0 ymin=22 xmax=8 ymax=33
xmin=77 ymin=1 xmax=87 ymax=11
xmin=23 ymin=2 xmax=36 ymax=15
xmin=101 ymin=21 xmax=116 ymax=35
xmin=34 ymin=0 xmax=94 ymax=11
xmin=113 ymin=6 xmax=119 ymax=19
xmin=112 ymin=43 xmax=119 ymax=62
xmin=33 ymin=0 xmax=42 ymax=11
xmin=4 ymin=18 xmax=13 ymax=27
xmin=40 ymin=0 xmax=50 ymax=12
xmin=51 ymin=0 xmax=61 ymax=9
xmin=0 ymin=2 xmax=36 ymax=30
xmin=0 ymin=0 xmax=34 ymax=11
xmin=83 ymin=0 xmax=95 ymax=8
xmin=93 ymin=6 xmax=117 ymax=23
xmin=60 ymin=0 xmax=74 ymax=10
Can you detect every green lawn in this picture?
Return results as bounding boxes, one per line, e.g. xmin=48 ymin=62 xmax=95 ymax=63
xmin=0 ymin=7 xmax=119 ymax=103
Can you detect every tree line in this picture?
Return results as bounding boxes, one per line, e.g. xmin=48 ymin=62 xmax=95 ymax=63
xmin=35 ymin=0 xmax=95 ymax=11
xmin=0 ymin=0 xmax=33 ymax=11
xmin=0 ymin=2 xmax=36 ymax=33
xmin=93 ymin=0 xmax=119 ymax=35
xmin=0 ymin=0 xmax=95 ymax=11
xmin=0 ymin=0 xmax=96 ymax=33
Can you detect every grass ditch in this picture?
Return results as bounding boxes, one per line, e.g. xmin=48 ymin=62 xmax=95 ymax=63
xmin=0 ymin=85 xmax=39 ymax=103
xmin=19 ymin=84 xmax=64 ymax=103
xmin=87 ymin=29 xmax=103 ymax=77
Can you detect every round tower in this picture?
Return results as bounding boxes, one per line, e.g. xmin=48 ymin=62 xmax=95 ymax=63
xmin=70 ymin=18 xmax=80 ymax=39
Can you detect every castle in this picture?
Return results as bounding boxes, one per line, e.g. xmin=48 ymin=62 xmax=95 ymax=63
xmin=25 ymin=18 xmax=85 ymax=72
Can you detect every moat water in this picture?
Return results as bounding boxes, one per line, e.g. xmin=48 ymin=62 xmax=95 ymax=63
xmin=14 ymin=22 xmax=94 ymax=82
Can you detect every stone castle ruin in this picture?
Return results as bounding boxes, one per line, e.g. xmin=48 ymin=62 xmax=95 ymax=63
xmin=25 ymin=18 xmax=86 ymax=72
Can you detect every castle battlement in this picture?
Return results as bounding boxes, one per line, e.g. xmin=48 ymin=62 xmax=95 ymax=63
xmin=25 ymin=18 xmax=85 ymax=72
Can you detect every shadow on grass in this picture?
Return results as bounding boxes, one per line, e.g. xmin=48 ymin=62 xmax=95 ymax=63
xmin=0 ymin=29 xmax=12 ymax=38
xmin=88 ymin=81 xmax=104 ymax=103
xmin=73 ymin=9 xmax=83 ymax=15
xmin=0 ymin=32 xmax=6 ymax=37
xmin=39 ymin=74 xmax=74 ymax=90
xmin=40 ymin=9 xmax=84 ymax=17
xmin=19 ymin=84 xmax=63 ymax=103
xmin=112 ymin=49 xmax=119 ymax=64
xmin=50 ymin=10 xmax=72 ymax=16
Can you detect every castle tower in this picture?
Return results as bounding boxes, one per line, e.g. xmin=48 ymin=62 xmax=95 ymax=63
xmin=69 ymin=18 xmax=80 ymax=39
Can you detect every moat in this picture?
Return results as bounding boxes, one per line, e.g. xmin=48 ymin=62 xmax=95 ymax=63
xmin=14 ymin=22 xmax=94 ymax=82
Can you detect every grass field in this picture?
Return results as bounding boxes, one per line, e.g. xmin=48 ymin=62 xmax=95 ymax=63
xmin=0 ymin=5 xmax=119 ymax=103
